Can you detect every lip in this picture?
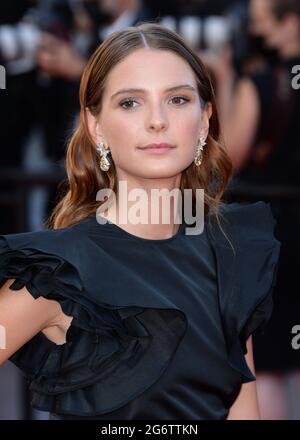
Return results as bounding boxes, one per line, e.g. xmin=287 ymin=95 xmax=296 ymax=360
xmin=138 ymin=143 xmax=176 ymax=153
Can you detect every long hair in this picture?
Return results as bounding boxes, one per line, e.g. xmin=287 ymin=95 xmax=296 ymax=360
xmin=45 ymin=22 xmax=234 ymax=234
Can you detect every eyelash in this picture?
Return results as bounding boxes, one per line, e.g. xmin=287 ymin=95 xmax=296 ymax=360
xmin=119 ymin=96 xmax=191 ymax=109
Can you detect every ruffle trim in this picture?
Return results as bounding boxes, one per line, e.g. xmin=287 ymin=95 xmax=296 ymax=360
xmin=207 ymin=201 xmax=281 ymax=383
xmin=0 ymin=235 xmax=187 ymax=416
xmin=0 ymin=201 xmax=281 ymax=416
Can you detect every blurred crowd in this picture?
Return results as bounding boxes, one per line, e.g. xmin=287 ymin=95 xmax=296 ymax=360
xmin=0 ymin=0 xmax=300 ymax=420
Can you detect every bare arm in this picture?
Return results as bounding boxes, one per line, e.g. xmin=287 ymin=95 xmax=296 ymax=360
xmin=227 ymin=335 xmax=261 ymax=419
xmin=0 ymin=278 xmax=69 ymax=366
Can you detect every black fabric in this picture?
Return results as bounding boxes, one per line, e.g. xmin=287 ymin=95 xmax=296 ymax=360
xmin=0 ymin=201 xmax=281 ymax=419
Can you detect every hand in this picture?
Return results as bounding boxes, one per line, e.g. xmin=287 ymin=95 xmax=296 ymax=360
xmin=37 ymin=32 xmax=86 ymax=81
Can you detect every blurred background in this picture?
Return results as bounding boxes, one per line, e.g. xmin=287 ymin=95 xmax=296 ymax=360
xmin=0 ymin=0 xmax=300 ymax=420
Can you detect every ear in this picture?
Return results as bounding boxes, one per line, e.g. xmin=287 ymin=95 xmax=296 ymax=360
xmin=85 ymin=107 xmax=105 ymax=146
xmin=200 ymin=102 xmax=212 ymax=139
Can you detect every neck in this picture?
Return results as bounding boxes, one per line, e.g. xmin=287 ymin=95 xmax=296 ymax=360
xmin=100 ymin=176 xmax=183 ymax=240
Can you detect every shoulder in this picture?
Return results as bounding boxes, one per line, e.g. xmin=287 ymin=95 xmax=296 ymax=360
xmin=208 ymin=200 xmax=279 ymax=249
xmin=0 ymin=215 xmax=95 ymax=259
xmin=219 ymin=200 xmax=276 ymax=229
xmin=0 ymin=215 xmax=98 ymax=297
xmin=219 ymin=199 xmax=272 ymax=216
xmin=207 ymin=201 xmax=281 ymax=383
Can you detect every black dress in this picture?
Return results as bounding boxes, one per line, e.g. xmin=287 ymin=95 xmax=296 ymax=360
xmin=0 ymin=201 xmax=281 ymax=420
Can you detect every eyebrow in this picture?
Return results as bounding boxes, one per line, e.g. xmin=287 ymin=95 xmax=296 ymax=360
xmin=110 ymin=84 xmax=197 ymax=100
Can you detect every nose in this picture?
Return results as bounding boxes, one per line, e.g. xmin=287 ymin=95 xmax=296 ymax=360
xmin=147 ymin=104 xmax=168 ymax=131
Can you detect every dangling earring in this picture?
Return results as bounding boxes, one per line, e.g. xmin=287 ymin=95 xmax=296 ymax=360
xmin=96 ymin=141 xmax=111 ymax=171
xmin=194 ymin=136 xmax=207 ymax=166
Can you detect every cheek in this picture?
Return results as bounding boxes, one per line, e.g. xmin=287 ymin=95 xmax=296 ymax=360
xmin=167 ymin=118 xmax=200 ymax=166
xmin=180 ymin=116 xmax=200 ymax=137
xmin=103 ymin=108 xmax=201 ymax=159
xmin=175 ymin=112 xmax=201 ymax=146
xmin=103 ymin=114 xmax=140 ymax=152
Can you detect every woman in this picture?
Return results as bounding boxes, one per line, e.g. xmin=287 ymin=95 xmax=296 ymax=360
xmin=0 ymin=23 xmax=281 ymax=420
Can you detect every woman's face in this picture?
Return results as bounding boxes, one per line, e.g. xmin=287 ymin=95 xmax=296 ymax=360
xmin=87 ymin=48 xmax=211 ymax=181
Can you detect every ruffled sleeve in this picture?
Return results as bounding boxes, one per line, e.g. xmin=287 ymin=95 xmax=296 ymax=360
xmin=0 ymin=220 xmax=187 ymax=416
xmin=207 ymin=201 xmax=281 ymax=383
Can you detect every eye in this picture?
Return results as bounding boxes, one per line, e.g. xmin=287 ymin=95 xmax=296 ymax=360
xmin=119 ymin=98 xmax=139 ymax=110
xmin=169 ymin=96 xmax=190 ymax=105
xmin=119 ymin=95 xmax=191 ymax=110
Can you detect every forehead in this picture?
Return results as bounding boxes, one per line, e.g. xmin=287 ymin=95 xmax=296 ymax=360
xmin=103 ymin=48 xmax=197 ymax=93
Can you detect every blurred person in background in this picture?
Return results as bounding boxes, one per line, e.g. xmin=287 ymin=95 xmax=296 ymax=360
xmin=0 ymin=0 xmax=88 ymax=236
xmin=208 ymin=0 xmax=300 ymax=419
xmin=37 ymin=0 xmax=156 ymax=81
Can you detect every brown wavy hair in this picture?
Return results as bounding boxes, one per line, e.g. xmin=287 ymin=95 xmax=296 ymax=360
xmin=45 ymin=22 xmax=234 ymax=233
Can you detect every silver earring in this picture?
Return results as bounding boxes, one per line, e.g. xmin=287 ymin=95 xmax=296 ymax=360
xmin=96 ymin=141 xmax=111 ymax=171
xmin=194 ymin=136 xmax=207 ymax=166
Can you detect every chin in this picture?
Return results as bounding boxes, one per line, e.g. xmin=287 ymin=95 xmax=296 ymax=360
xmin=136 ymin=168 xmax=180 ymax=179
